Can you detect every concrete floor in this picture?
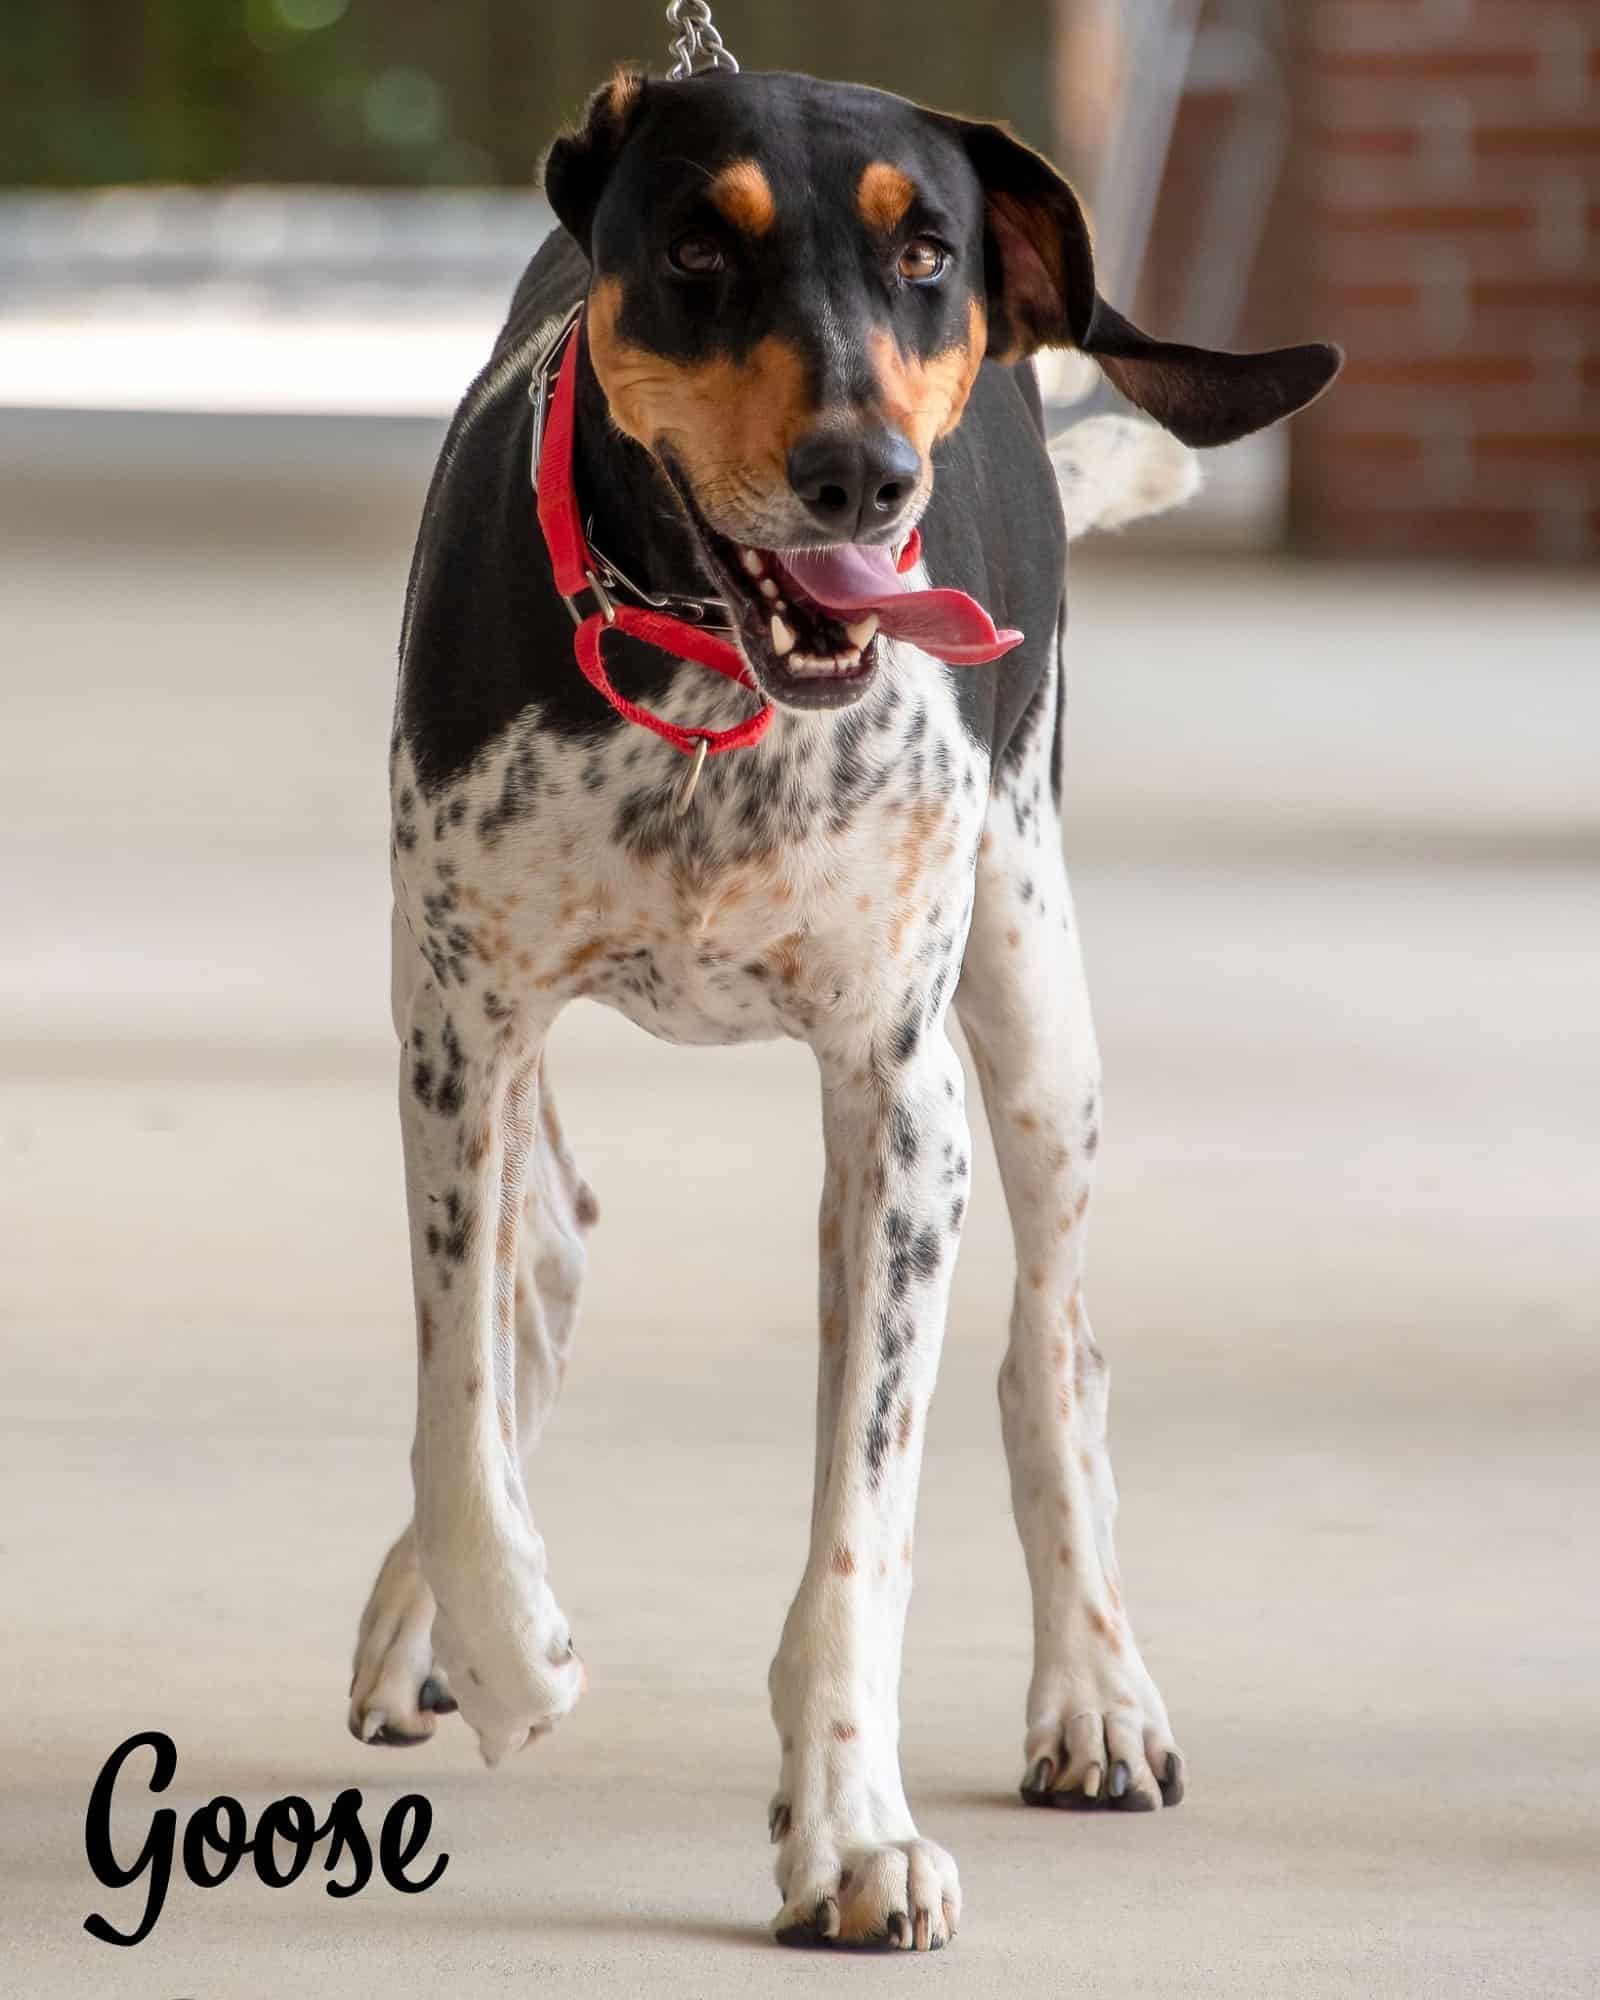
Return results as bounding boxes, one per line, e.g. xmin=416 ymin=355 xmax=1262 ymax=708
xmin=3 ymin=522 xmax=1598 ymax=1997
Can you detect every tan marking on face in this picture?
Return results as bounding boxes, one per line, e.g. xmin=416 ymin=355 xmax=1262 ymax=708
xmin=856 ymin=160 xmax=917 ymax=234
xmin=587 ymin=276 xmax=814 ymax=505
xmin=710 ymin=157 xmax=776 ymax=235
xmin=867 ymin=295 xmax=988 ymax=459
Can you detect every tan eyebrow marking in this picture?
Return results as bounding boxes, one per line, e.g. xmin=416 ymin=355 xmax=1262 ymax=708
xmin=857 ymin=161 xmax=918 ymax=233
xmin=709 ymin=158 xmax=777 ymax=236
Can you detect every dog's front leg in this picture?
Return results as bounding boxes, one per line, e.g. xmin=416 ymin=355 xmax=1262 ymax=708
xmin=770 ymin=1033 xmax=968 ymax=1951
xmin=400 ymin=976 xmax=583 ymax=1765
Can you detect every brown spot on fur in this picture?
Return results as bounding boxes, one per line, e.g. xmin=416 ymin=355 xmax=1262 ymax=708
xmin=856 ymin=160 xmax=917 ymax=233
xmin=710 ymin=157 xmax=777 ymax=235
xmin=819 ymin=1213 xmax=840 ymax=1256
xmin=887 ymin=799 xmax=947 ymax=955
xmin=1058 ymin=1542 xmax=1072 ymax=1565
xmin=539 ymin=933 xmax=609 ymax=989
xmin=832 ymin=1720 xmax=857 ymax=1741
xmin=1079 ymin=1449 xmax=1094 ymax=1476
xmin=468 ymin=1666 xmax=483 ymax=1687
xmin=418 ymin=1303 xmax=435 ymax=1366
xmin=465 ymin=1368 xmax=483 ymax=1399
xmin=588 ymin=275 xmax=814 ymax=497
xmin=831 ymin=1544 xmax=856 ymax=1576
xmin=770 ymin=931 xmax=808 ymax=985
xmin=1016 ymin=1110 xmax=1039 ymax=1131
xmin=575 ymin=1182 xmax=600 ymax=1229
xmin=896 ymin=1397 xmax=915 ymax=1450
xmin=867 ymin=296 xmax=988 ymax=457
xmin=1089 ymin=1605 xmax=1123 ymax=1653
xmin=1028 ymin=1265 xmax=1045 ymax=1290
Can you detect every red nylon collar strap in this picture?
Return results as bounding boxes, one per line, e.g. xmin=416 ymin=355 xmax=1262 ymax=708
xmin=535 ymin=311 xmax=773 ymax=762
xmin=533 ymin=309 xmax=922 ymax=773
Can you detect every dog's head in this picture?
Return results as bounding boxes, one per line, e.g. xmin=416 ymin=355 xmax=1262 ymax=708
xmin=545 ymin=69 xmax=1338 ymax=707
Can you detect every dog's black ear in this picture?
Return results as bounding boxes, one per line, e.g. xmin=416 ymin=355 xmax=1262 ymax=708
xmin=542 ymin=69 xmax=649 ymax=254
xmin=947 ymin=116 xmax=1342 ymax=448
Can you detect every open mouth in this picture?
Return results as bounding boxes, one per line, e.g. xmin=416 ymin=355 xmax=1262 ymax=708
xmin=672 ymin=488 xmax=889 ymax=711
xmin=664 ymin=465 xmax=1026 ymax=711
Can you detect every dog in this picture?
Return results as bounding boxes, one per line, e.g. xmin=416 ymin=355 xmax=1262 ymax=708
xmin=347 ymin=65 xmax=1339 ymax=1951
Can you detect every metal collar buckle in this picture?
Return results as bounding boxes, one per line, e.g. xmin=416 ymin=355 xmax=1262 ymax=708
xmin=528 ymin=307 xmax=733 ymax=634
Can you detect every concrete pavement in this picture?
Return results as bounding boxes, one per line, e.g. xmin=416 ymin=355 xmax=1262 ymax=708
xmin=3 ymin=521 xmax=1597 ymax=1996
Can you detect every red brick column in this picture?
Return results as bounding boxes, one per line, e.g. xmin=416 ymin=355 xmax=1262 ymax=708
xmin=1290 ymin=0 xmax=1598 ymax=561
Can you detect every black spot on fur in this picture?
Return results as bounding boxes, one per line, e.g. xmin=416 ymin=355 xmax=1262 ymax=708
xmin=890 ymin=1102 xmax=918 ymax=1168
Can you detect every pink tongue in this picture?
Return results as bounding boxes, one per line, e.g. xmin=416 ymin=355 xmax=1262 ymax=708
xmin=779 ymin=544 xmax=1022 ymax=667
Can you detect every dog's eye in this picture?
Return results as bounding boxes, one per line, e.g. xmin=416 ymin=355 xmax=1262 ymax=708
xmin=669 ymin=233 xmax=727 ymax=277
xmin=898 ymin=238 xmax=948 ymax=285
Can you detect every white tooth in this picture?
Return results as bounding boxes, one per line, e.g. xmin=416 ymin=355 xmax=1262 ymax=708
xmin=846 ymin=615 xmax=879 ymax=648
xmin=759 ymin=578 xmax=779 ymax=599
xmin=740 ymin=548 xmax=765 ymax=576
xmin=770 ymin=614 xmax=796 ymax=656
xmin=837 ymin=647 xmax=861 ymax=668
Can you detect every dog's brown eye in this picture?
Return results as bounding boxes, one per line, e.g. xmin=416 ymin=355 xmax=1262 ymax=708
xmin=898 ymin=238 xmax=948 ymax=284
xmin=669 ymin=233 xmax=726 ymax=276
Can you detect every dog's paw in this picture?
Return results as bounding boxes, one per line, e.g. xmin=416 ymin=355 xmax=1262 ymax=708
xmin=1019 ymin=1682 xmax=1183 ymax=1812
xmin=349 ymin=1534 xmax=455 ymax=1748
xmin=429 ymin=1585 xmax=585 ymax=1767
xmin=775 ymin=1838 xmax=960 ymax=1952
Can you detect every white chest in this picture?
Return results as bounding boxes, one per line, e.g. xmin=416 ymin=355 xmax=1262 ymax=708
xmin=393 ymin=643 xmax=990 ymax=1049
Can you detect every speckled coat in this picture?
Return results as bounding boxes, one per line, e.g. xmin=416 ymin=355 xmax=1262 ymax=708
xmin=347 ymin=64 xmax=1338 ymax=1954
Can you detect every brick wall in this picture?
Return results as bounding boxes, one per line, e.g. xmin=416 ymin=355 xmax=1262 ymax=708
xmin=1291 ymin=0 xmax=1598 ymax=562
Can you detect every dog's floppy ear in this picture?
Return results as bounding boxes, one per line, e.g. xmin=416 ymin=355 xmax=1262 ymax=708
xmin=542 ymin=68 xmax=649 ymax=254
xmin=947 ymin=116 xmax=1342 ymax=448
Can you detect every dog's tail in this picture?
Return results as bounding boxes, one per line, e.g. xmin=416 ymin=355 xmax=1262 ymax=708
xmin=1050 ymin=414 xmax=1202 ymax=541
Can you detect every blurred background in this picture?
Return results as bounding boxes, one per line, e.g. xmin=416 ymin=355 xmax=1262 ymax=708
xmin=4 ymin=6 xmax=1597 ymax=1997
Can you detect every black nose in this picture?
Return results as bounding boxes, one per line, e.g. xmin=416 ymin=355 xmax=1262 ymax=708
xmin=787 ymin=428 xmax=921 ymax=538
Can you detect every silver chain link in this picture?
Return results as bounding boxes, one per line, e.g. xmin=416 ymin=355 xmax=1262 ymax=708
xmin=665 ymin=0 xmax=739 ymax=79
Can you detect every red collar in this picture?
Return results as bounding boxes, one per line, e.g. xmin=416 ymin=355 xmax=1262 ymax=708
xmin=534 ymin=310 xmax=773 ymax=797
xmin=534 ymin=309 xmax=924 ymax=808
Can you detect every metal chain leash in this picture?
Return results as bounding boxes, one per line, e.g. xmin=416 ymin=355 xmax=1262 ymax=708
xmin=665 ymin=1 xmax=739 ymax=79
